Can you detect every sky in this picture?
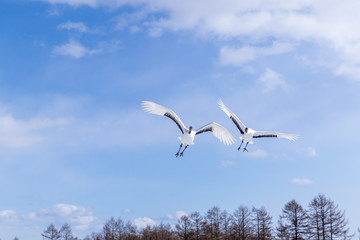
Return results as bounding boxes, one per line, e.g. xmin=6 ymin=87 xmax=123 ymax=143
xmin=1 ymin=0 xmax=360 ymax=239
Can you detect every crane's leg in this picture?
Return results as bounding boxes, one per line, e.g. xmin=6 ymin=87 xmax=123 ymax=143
xmin=243 ymin=142 xmax=249 ymax=152
xmin=175 ymin=144 xmax=183 ymax=157
xmin=237 ymin=140 xmax=244 ymax=151
xmin=180 ymin=145 xmax=188 ymax=157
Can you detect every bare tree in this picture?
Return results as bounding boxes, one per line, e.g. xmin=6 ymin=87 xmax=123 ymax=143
xmin=308 ymin=194 xmax=352 ymax=240
xmin=103 ymin=217 xmax=117 ymax=240
xmin=220 ymin=210 xmax=233 ymax=240
xmin=103 ymin=217 xmax=126 ymax=240
xmin=176 ymin=215 xmax=193 ymax=240
xmin=154 ymin=222 xmax=176 ymax=240
xmin=327 ymin=199 xmax=352 ymax=240
xmin=204 ymin=206 xmax=222 ymax=240
xmin=37 ymin=196 xmax=354 ymax=240
xmin=42 ymin=224 xmax=61 ymax=240
xmin=190 ymin=211 xmax=203 ymax=240
xmin=124 ymin=221 xmax=138 ymax=240
xmin=277 ymin=200 xmax=308 ymax=240
xmin=252 ymin=207 xmax=272 ymax=240
xmin=308 ymin=194 xmax=328 ymax=240
xmin=139 ymin=222 xmax=176 ymax=240
xmin=276 ymin=219 xmax=288 ymax=240
xmin=232 ymin=206 xmax=253 ymax=240
xmin=139 ymin=225 xmax=153 ymax=240
xmin=60 ymin=223 xmax=74 ymax=240
xmin=90 ymin=232 xmax=102 ymax=240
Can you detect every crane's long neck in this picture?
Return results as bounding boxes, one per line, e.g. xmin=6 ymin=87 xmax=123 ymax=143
xmin=189 ymin=126 xmax=193 ymax=134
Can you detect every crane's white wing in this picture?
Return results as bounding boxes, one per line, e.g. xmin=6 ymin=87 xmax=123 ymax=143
xmin=253 ymin=131 xmax=299 ymax=141
xmin=141 ymin=101 xmax=187 ymax=134
xmin=195 ymin=122 xmax=236 ymax=145
xmin=218 ymin=99 xmax=246 ymax=135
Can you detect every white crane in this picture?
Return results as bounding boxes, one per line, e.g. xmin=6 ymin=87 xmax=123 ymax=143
xmin=218 ymin=100 xmax=298 ymax=152
xmin=142 ymin=101 xmax=236 ymax=157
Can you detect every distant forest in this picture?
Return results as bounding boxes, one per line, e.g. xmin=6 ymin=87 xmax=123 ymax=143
xmin=33 ymin=194 xmax=359 ymax=240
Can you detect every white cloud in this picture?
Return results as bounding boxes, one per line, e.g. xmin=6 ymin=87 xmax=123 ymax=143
xmin=175 ymin=211 xmax=187 ymax=219
xmin=148 ymin=27 xmax=163 ymax=37
xmin=298 ymin=147 xmax=317 ymax=157
xmin=0 ymin=204 xmax=98 ymax=230
xmin=123 ymin=209 xmax=132 ymax=214
xmin=57 ymin=21 xmax=89 ymax=32
xmin=292 ymin=178 xmax=314 ymax=185
xmin=0 ymin=112 xmax=69 ymax=148
xmin=245 ymin=149 xmax=268 ymax=158
xmin=219 ymin=42 xmax=294 ymax=67
xmin=219 ymin=160 xmax=237 ymax=168
xmin=166 ymin=210 xmax=187 ymax=221
xmin=47 ymin=6 xmax=62 ymax=16
xmin=165 ymin=214 xmax=174 ymax=220
xmin=129 ymin=26 xmax=141 ymax=33
xmin=53 ymin=39 xmax=121 ymax=58
xmin=39 ymin=0 xmax=100 ymax=7
xmin=53 ymin=40 xmax=99 ymax=58
xmin=97 ymin=40 xmax=122 ymax=53
xmin=258 ymin=68 xmax=289 ymax=92
xmin=115 ymin=11 xmax=148 ymax=31
xmin=26 ymin=203 xmax=98 ymax=230
xmin=40 ymin=0 xmax=360 ymax=80
xmin=219 ymin=46 xmax=256 ymax=67
xmin=0 ymin=210 xmax=19 ymax=223
xmin=133 ymin=217 xmax=156 ymax=229
xmin=0 ymin=97 xmax=183 ymax=151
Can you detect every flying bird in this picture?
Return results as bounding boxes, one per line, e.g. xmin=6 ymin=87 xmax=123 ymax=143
xmin=142 ymin=101 xmax=236 ymax=157
xmin=218 ymin=100 xmax=298 ymax=152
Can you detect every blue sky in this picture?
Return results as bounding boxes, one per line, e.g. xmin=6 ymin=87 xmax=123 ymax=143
xmin=1 ymin=0 xmax=360 ymax=239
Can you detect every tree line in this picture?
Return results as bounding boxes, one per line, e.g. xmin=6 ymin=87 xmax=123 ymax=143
xmin=37 ymin=194 xmax=356 ymax=240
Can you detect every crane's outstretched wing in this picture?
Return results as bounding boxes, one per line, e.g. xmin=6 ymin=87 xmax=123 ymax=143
xmin=218 ymin=99 xmax=246 ymax=135
xmin=195 ymin=122 xmax=236 ymax=145
xmin=141 ymin=101 xmax=187 ymax=134
xmin=253 ymin=131 xmax=298 ymax=141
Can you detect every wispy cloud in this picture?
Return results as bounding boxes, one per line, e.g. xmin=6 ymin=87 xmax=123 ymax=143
xmin=219 ymin=42 xmax=294 ymax=67
xmin=57 ymin=21 xmax=89 ymax=32
xmin=258 ymin=68 xmax=289 ymax=92
xmin=219 ymin=46 xmax=256 ymax=67
xmin=39 ymin=0 xmax=100 ymax=7
xmin=298 ymin=147 xmax=317 ymax=157
xmin=219 ymin=160 xmax=237 ymax=168
xmin=115 ymin=11 xmax=148 ymax=31
xmin=292 ymin=178 xmax=314 ymax=185
xmin=148 ymin=27 xmax=163 ymax=37
xmin=245 ymin=149 xmax=268 ymax=158
xmin=47 ymin=6 xmax=62 ymax=16
xmin=0 ymin=210 xmax=19 ymax=223
xmin=0 ymin=111 xmax=69 ymax=148
xmin=52 ymin=39 xmax=121 ymax=58
xmin=97 ymin=40 xmax=122 ymax=53
xmin=0 ymin=97 xmax=182 ymax=152
xmin=53 ymin=40 xmax=99 ymax=58
xmin=123 ymin=209 xmax=132 ymax=214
